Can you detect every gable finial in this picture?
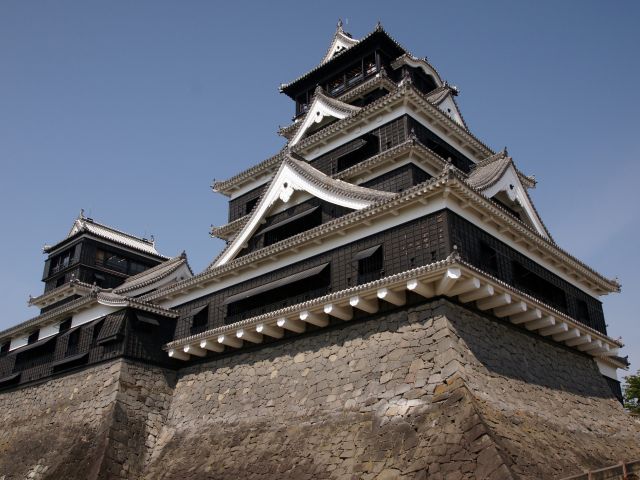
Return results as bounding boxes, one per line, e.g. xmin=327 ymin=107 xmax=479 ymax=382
xmin=337 ymin=19 xmax=343 ymax=31
xmin=79 ymin=208 xmax=85 ymax=219
xmin=375 ymin=20 xmax=383 ymax=31
xmin=502 ymin=146 xmax=509 ymax=157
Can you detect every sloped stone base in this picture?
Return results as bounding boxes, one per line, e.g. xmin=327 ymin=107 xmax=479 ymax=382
xmin=1 ymin=300 xmax=638 ymax=479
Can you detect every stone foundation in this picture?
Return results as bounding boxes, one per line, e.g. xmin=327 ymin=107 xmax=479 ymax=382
xmin=0 ymin=360 xmax=175 ymax=480
xmin=1 ymin=300 xmax=638 ymax=479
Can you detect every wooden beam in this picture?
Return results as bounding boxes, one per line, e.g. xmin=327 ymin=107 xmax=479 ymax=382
xmin=577 ymin=339 xmax=602 ymax=352
xmin=588 ymin=343 xmax=611 ymax=356
xmin=299 ymin=310 xmax=329 ymax=327
xmin=511 ymin=308 xmax=542 ymax=325
xmin=323 ymin=304 xmax=353 ymax=321
xmin=168 ymin=349 xmax=189 ymax=361
xmin=406 ymin=278 xmax=434 ymax=298
xmin=200 ymin=339 xmax=224 ymax=352
xmin=236 ymin=329 xmax=263 ymax=344
xmin=447 ymin=277 xmax=481 ymax=297
xmin=256 ymin=323 xmax=284 ymax=339
xmin=276 ymin=317 xmax=306 ymax=333
xmin=525 ymin=315 xmax=555 ymax=331
xmin=218 ymin=334 xmax=242 ymax=348
xmin=597 ymin=347 xmax=619 ymax=357
xmin=459 ymin=285 xmax=494 ymax=303
xmin=477 ymin=293 xmax=511 ymax=311
xmin=183 ymin=344 xmax=207 ymax=357
xmin=435 ymin=268 xmax=462 ymax=295
xmin=494 ymin=301 xmax=527 ymax=318
xmin=349 ymin=296 xmax=378 ymax=313
xmin=377 ymin=288 xmax=406 ymax=306
xmin=553 ymin=328 xmax=581 ymax=342
xmin=540 ymin=322 xmax=568 ymax=336
xmin=566 ymin=334 xmax=591 ymax=347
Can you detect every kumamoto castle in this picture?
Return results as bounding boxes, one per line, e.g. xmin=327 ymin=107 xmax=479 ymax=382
xmin=1 ymin=22 xmax=639 ymax=480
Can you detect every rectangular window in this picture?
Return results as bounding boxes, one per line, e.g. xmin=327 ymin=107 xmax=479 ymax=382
xmin=27 ymin=331 xmax=39 ymax=345
xmin=512 ymin=261 xmax=567 ymax=312
xmin=479 ymin=241 xmax=499 ymax=276
xmin=59 ymin=318 xmax=72 ymax=333
xmin=128 ymin=261 xmax=147 ymax=275
xmin=245 ymin=197 xmax=259 ymax=215
xmin=576 ymin=300 xmax=590 ymax=324
xmin=105 ymin=254 xmax=127 ymax=273
xmin=355 ymin=245 xmax=383 ymax=284
xmin=262 ymin=207 xmax=322 ymax=246
xmin=66 ymin=328 xmax=81 ymax=357
xmin=190 ymin=306 xmax=209 ymax=334
xmin=225 ymin=264 xmax=330 ymax=323
xmin=336 ymin=135 xmax=379 ymax=172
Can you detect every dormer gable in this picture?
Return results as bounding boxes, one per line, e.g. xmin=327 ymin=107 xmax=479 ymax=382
xmin=467 ymin=151 xmax=549 ymax=239
xmin=211 ymin=155 xmax=395 ymax=267
xmin=321 ymin=20 xmax=360 ymax=64
xmin=425 ymin=86 xmax=467 ymax=130
xmin=289 ymin=87 xmax=361 ymax=146
xmin=391 ymin=54 xmax=444 ymax=88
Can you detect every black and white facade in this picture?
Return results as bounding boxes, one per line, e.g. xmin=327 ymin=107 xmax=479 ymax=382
xmin=0 ymin=22 xmax=627 ymax=399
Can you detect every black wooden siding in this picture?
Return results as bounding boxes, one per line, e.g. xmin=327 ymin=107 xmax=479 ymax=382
xmin=0 ymin=309 xmax=178 ymax=391
xmin=176 ymin=209 xmax=606 ymax=341
xmin=447 ymin=211 xmax=606 ymax=333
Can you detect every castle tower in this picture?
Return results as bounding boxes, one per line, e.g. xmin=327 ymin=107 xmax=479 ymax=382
xmin=0 ymin=22 xmax=638 ymax=479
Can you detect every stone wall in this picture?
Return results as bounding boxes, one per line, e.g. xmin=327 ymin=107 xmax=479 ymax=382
xmin=0 ymin=359 xmax=175 ymax=480
xmin=1 ymin=300 xmax=638 ymax=479
xmin=143 ymin=300 xmax=640 ymax=479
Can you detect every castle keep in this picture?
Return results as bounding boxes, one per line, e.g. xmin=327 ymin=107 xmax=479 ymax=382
xmin=1 ymin=22 xmax=638 ymax=479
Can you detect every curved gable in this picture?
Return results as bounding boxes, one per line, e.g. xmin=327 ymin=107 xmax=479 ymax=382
xmin=321 ymin=21 xmax=359 ymax=64
xmin=481 ymin=164 xmax=550 ymax=239
xmin=212 ymin=157 xmax=395 ymax=267
xmin=289 ymin=87 xmax=361 ymax=146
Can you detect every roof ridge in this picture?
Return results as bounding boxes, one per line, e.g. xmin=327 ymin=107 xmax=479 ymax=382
xmin=70 ymin=216 xmax=155 ymax=245
xmin=285 ymin=156 xmax=397 ymax=201
xmin=281 ymin=23 xmax=409 ymax=92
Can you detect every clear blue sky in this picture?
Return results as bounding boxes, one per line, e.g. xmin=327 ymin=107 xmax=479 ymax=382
xmin=1 ymin=1 xmax=638 ymax=376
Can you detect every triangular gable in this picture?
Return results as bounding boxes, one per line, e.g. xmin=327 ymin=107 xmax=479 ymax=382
xmin=212 ymin=157 xmax=395 ymax=267
xmin=475 ymin=161 xmax=550 ymax=239
xmin=433 ymin=93 xmax=466 ymax=129
xmin=321 ymin=20 xmax=359 ymax=64
xmin=289 ymin=87 xmax=361 ymax=146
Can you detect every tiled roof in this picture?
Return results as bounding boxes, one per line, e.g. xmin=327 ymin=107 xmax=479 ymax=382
xmin=114 ymin=254 xmax=192 ymax=294
xmin=147 ymin=169 xmax=621 ymax=304
xmin=467 ymin=148 xmax=537 ymax=189
xmin=467 ymin=151 xmax=514 ymax=191
xmin=280 ymin=23 xmax=408 ymax=93
xmin=208 ymin=155 xmax=397 ymax=267
xmin=390 ymin=53 xmax=444 ymax=86
xmin=211 ymin=138 xmax=446 ymax=240
xmin=465 ymin=150 xmax=551 ymax=239
xmin=0 ymin=285 xmax=179 ymax=343
xmin=286 ymin=156 xmax=396 ymax=202
xmin=27 ymin=279 xmax=95 ymax=307
xmin=46 ymin=214 xmax=165 ymax=258
xmin=215 ymin=83 xmax=495 ymax=196
xmin=288 ymin=87 xmax=362 ymax=146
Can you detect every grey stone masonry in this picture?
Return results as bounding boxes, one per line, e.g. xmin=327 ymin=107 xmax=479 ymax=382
xmin=0 ymin=300 xmax=638 ymax=479
xmin=0 ymin=360 xmax=175 ymax=480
